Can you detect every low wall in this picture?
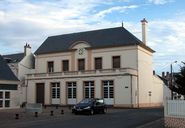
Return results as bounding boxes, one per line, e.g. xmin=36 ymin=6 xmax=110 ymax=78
xmin=165 ymin=117 xmax=185 ymax=128
xmin=164 ymin=100 xmax=185 ymax=128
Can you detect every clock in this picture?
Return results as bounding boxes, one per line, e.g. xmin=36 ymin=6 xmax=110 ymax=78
xmin=78 ymin=48 xmax=84 ymax=55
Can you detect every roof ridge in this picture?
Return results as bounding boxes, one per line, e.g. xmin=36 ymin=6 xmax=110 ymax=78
xmin=49 ymin=26 xmax=123 ymax=38
xmin=3 ymin=52 xmax=24 ymax=56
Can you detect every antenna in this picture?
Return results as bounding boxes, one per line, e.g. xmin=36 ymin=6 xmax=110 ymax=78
xmin=122 ymin=21 xmax=124 ymax=27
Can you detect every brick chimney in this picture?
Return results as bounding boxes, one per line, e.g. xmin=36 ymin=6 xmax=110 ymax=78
xmin=141 ymin=18 xmax=148 ymax=45
xmin=24 ymin=43 xmax=31 ymax=56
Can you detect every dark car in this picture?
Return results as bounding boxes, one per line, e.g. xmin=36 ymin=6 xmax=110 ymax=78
xmin=72 ymin=98 xmax=106 ymax=115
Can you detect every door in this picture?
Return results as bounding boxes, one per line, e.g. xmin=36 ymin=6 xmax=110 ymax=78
xmin=51 ymin=83 xmax=60 ymax=105
xmin=103 ymin=80 xmax=114 ymax=105
xmin=67 ymin=82 xmax=77 ymax=105
xmin=36 ymin=83 xmax=45 ymax=105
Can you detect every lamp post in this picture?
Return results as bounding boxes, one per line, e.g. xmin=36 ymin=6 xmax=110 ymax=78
xmin=170 ymin=61 xmax=177 ymax=100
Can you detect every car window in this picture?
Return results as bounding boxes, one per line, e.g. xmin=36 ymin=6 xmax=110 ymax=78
xmin=79 ymin=99 xmax=93 ymax=104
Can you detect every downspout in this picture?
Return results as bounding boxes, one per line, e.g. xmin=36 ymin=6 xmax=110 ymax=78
xmin=26 ymin=78 xmax=28 ymax=103
xmin=130 ymin=75 xmax=133 ymax=108
xmin=137 ymin=48 xmax=140 ymax=108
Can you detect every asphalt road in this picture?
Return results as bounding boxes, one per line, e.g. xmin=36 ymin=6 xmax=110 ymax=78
xmin=0 ymin=108 xmax=163 ymax=128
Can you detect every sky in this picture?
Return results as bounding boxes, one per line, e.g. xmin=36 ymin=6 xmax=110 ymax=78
xmin=0 ymin=0 xmax=185 ymax=74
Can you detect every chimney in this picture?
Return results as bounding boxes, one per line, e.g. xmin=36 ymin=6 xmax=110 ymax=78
xmin=153 ymin=70 xmax=155 ymax=75
xmin=141 ymin=18 xmax=148 ymax=45
xmin=24 ymin=43 xmax=31 ymax=56
xmin=162 ymin=72 xmax=165 ymax=78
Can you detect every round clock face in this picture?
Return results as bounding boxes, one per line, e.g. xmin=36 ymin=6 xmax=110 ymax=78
xmin=78 ymin=48 xmax=84 ymax=55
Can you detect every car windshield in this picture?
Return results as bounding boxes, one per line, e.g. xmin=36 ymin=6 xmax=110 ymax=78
xmin=79 ymin=99 xmax=93 ymax=104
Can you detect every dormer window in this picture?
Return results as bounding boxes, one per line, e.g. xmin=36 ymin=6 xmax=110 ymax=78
xmin=48 ymin=61 xmax=54 ymax=73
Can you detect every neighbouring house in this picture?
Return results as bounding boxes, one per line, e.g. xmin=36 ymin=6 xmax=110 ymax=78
xmin=3 ymin=44 xmax=35 ymax=105
xmin=26 ymin=18 xmax=164 ymax=108
xmin=0 ymin=55 xmax=20 ymax=109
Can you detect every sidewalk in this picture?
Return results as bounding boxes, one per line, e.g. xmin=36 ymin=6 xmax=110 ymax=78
xmin=137 ymin=118 xmax=164 ymax=128
xmin=0 ymin=106 xmax=71 ymax=123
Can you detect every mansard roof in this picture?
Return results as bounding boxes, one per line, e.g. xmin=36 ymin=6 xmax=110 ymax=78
xmin=35 ymin=27 xmax=154 ymax=55
xmin=3 ymin=53 xmax=24 ymax=63
xmin=0 ymin=55 xmax=19 ymax=81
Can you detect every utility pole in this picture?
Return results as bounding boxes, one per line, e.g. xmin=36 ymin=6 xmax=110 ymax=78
xmin=170 ymin=61 xmax=177 ymax=100
xmin=170 ymin=63 xmax=173 ymax=100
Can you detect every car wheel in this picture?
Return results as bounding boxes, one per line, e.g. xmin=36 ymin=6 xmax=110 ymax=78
xmin=90 ymin=109 xmax=94 ymax=115
xmin=102 ymin=109 xmax=106 ymax=114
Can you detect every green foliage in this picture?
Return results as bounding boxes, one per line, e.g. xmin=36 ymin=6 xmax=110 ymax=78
xmin=172 ymin=62 xmax=185 ymax=95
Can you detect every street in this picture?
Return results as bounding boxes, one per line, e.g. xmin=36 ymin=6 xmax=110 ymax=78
xmin=0 ymin=107 xmax=164 ymax=128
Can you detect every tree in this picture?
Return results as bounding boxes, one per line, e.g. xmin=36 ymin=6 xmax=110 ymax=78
xmin=172 ymin=62 xmax=185 ymax=98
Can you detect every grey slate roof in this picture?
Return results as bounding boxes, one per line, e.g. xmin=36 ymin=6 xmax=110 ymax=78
xmin=0 ymin=55 xmax=19 ymax=81
xmin=35 ymin=27 xmax=154 ymax=55
xmin=3 ymin=53 xmax=24 ymax=63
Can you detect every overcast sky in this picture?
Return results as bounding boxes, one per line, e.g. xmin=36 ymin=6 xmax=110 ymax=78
xmin=0 ymin=0 xmax=185 ymax=74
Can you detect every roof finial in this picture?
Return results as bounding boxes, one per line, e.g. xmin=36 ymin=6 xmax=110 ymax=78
xmin=122 ymin=21 xmax=124 ymax=27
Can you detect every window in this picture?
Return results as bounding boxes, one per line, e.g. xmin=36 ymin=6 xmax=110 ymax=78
xmin=51 ymin=83 xmax=60 ymax=99
xmin=0 ymin=91 xmax=2 ymax=108
xmin=0 ymin=100 xmax=2 ymax=107
xmin=95 ymin=57 xmax=102 ymax=70
xmin=5 ymin=92 xmax=10 ymax=99
xmin=67 ymin=82 xmax=77 ymax=99
xmin=112 ymin=56 xmax=120 ymax=68
xmin=48 ymin=61 xmax=54 ymax=73
xmin=0 ymin=91 xmax=10 ymax=108
xmin=78 ymin=59 xmax=85 ymax=71
xmin=84 ymin=81 xmax=94 ymax=98
xmin=5 ymin=100 xmax=10 ymax=107
xmin=0 ymin=92 xmax=2 ymax=99
xmin=62 ymin=60 xmax=69 ymax=71
xmin=103 ymin=80 xmax=114 ymax=98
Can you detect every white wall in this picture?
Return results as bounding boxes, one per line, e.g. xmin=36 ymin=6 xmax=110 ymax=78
xmin=152 ymin=75 xmax=164 ymax=104
xmin=137 ymin=46 xmax=155 ymax=106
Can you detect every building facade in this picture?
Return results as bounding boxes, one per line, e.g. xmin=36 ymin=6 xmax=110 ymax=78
xmin=0 ymin=55 xmax=19 ymax=109
xmin=26 ymin=19 xmax=164 ymax=107
xmin=3 ymin=44 xmax=35 ymax=105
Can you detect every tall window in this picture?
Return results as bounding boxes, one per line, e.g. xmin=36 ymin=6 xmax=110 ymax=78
xmin=0 ymin=91 xmax=10 ymax=108
xmin=0 ymin=91 xmax=3 ymax=108
xmin=51 ymin=83 xmax=60 ymax=99
xmin=112 ymin=56 xmax=120 ymax=68
xmin=78 ymin=59 xmax=85 ymax=71
xmin=95 ymin=57 xmax=102 ymax=70
xmin=67 ymin=82 xmax=77 ymax=99
xmin=84 ymin=81 xmax=94 ymax=98
xmin=48 ymin=61 xmax=54 ymax=73
xmin=62 ymin=60 xmax=69 ymax=71
xmin=103 ymin=80 xmax=114 ymax=98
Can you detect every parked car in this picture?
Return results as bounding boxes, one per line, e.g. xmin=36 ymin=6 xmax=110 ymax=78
xmin=72 ymin=98 xmax=106 ymax=115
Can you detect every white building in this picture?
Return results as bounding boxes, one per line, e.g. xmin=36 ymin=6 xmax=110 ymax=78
xmin=26 ymin=19 xmax=164 ymax=108
xmin=0 ymin=55 xmax=20 ymax=109
xmin=3 ymin=44 xmax=35 ymax=105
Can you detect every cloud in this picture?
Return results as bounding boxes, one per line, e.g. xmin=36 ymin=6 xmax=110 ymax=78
xmin=95 ymin=5 xmax=138 ymax=18
xmin=147 ymin=17 xmax=185 ymax=73
xmin=0 ymin=0 xmax=184 ymax=74
xmin=148 ymin=0 xmax=174 ymax=5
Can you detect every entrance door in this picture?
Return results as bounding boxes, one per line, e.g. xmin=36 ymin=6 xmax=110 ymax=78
xmin=36 ymin=83 xmax=45 ymax=105
xmin=51 ymin=83 xmax=60 ymax=105
xmin=103 ymin=80 xmax=114 ymax=105
xmin=67 ymin=82 xmax=77 ymax=105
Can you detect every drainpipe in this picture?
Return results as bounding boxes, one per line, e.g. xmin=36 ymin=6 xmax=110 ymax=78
xmin=130 ymin=75 xmax=133 ymax=108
